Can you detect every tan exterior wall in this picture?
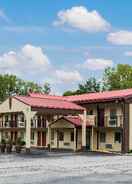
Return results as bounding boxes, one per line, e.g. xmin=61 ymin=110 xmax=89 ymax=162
xmin=93 ymin=129 xmax=121 ymax=152
xmin=0 ymin=97 xmax=29 ymax=114
xmin=129 ymin=104 xmax=132 ymax=150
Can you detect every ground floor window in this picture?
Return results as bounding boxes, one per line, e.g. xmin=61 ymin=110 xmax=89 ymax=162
xmin=20 ymin=131 xmax=24 ymax=139
xmin=114 ymin=132 xmax=121 ymax=143
xmin=31 ymin=132 xmax=35 ymax=140
xmin=71 ymin=131 xmax=74 ymax=142
xmin=100 ymin=132 xmax=106 ymax=143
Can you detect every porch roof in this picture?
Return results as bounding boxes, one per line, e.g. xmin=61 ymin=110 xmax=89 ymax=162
xmin=51 ymin=116 xmax=92 ymax=127
xmin=66 ymin=88 xmax=132 ymax=104
xmin=14 ymin=96 xmax=84 ymax=112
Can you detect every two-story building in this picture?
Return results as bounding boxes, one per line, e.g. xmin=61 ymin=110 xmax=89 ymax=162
xmin=0 ymin=88 xmax=132 ymax=153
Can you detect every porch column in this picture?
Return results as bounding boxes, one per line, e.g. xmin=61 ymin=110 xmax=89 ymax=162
xmin=25 ymin=109 xmax=31 ymax=153
xmin=82 ymin=109 xmax=87 ymax=150
xmin=48 ymin=123 xmax=51 ymax=151
xmin=24 ymin=109 xmax=36 ymax=153
xmin=91 ymin=126 xmax=94 ymax=151
xmin=74 ymin=127 xmax=76 ymax=152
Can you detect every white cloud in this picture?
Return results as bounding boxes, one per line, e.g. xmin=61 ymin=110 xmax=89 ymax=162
xmin=0 ymin=44 xmax=50 ymax=76
xmin=82 ymin=58 xmax=113 ymax=70
xmin=55 ymin=70 xmax=82 ymax=83
xmin=53 ymin=6 xmax=110 ymax=32
xmin=124 ymin=51 xmax=132 ymax=56
xmin=0 ymin=9 xmax=10 ymax=23
xmin=107 ymin=31 xmax=132 ymax=45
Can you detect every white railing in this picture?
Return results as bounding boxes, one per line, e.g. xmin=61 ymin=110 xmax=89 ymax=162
xmin=86 ymin=115 xmax=96 ymax=126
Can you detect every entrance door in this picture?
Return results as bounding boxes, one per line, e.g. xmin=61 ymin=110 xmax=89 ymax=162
xmin=86 ymin=130 xmax=91 ymax=150
xmin=98 ymin=108 xmax=104 ymax=127
xmin=37 ymin=132 xmax=41 ymax=146
xmin=42 ymin=132 xmax=46 ymax=146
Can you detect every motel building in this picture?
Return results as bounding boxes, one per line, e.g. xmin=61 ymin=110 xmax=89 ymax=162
xmin=0 ymin=89 xmax=132 ymax=153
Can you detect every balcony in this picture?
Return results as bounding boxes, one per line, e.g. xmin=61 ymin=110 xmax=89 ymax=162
xmin=0 ymin=121 xmax=25 ymax=128
xmin=86 ymin=115 xmax=96 ymax=126
xmin=104 ymin=115 xmax=123 ymax=128
xmin=31 ymin=119 xmax=47 ymax=128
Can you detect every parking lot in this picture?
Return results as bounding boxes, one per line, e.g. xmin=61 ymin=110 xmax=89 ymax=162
xmin=0 ymin=151 xmax=131 ymax=184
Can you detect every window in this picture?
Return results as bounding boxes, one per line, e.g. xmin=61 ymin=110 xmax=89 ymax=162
xmin=110 ymin=109 xmax=117 ymax=119
xmin=59 ymin=131 xmax=64 ymax=141
xmin=87 ymin=110 xmax=93 ymax=115
xmin=100 ymin=132 xmax=106 ymax=143
xmin=71 ymin=132 xmax=74 ymax=142
xmin=114 ymin=132 xmax=121 ymax=143
xmin=5 ymin=115 xmax=9 ymax=122
xmin=20 ymin=131 xmax=24 ymax=139
xmin=19 ymin=114 xmax=24 ymax=122
xmin=31 ymin=132 xmax=35 ymax=140
xmin=51 ymin=130 xmax=54 ymax=140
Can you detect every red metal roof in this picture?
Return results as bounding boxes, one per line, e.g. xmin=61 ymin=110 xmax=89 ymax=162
xmin=14 ymin=96 xmax=84 ymax=111
xmin=55 ymin=116 xmax=92 ymax=127
xmin=66 ymin=88 xmax=132 ymax=103
xmin=28 ymin=92 xmax=67 ymax=101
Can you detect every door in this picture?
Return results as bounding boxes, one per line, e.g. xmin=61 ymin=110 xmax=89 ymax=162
xmin=37 ymin=132 xmax=41 ymax=146
xmin=42 ymin=132 xmax=46 ymax=146
xmin=86 ymin=130 xmax=91 ymax=150
xmin=14 ymin=131 xmax=17 ymax=143
xmin=98 ymin=108 xmax=104 ymax=127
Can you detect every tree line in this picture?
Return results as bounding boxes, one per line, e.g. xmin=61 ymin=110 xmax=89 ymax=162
xmin=0 ymin=64 xmax=132 ymax=101
xmin=0 ymin=75 xmax=51 ymax=102
xmin=63 ymin=64 xmax=132 ymax=96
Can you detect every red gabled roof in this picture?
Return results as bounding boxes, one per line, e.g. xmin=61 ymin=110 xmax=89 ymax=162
xmin=14 ymin=96 xmax=84 ymax=111
xmin=66 ymin=88 xmax=132 ymax=103
xmin=53 ymin=116 xmax=92 ymax=127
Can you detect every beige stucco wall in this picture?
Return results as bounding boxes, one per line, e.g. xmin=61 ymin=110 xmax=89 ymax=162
xmin=129 ymin=104 xmax=132 ymax=150
xmin=93 ymin=129 xmax=121 ymax=152
xmin=0 ymin=97 xmax=29 ymax=114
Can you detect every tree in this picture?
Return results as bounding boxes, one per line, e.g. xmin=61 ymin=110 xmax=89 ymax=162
xmin=0 ymin=74 xmax=51 ymax=102
xmin=0 ymin=74 xmax=17 ymax=102
xmin=42 ymin=82 xmax=51 ymax=94
xmin=63 ymin=77 xmax=100 ymax=96
xmin=103 ymin=64 xmax=132 ymax=90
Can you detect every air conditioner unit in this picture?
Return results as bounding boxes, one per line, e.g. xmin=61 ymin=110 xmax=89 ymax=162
xmin=18 ymin=121 xmax=25 ymax=128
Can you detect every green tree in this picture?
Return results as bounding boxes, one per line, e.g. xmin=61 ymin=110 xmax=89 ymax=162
xmin=63 ymin=77 xmax=100 ymax=96
xmin=0 ymin=74 xmax=51 ymax=102
xmin=42 ymin=82 xmax=51 ymax=94
xmin=103 ymin=64 xmax=132 ymax=90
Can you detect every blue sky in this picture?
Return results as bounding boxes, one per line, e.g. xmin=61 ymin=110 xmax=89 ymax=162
xmin=0 ymin=0 xmax=132 ymax=94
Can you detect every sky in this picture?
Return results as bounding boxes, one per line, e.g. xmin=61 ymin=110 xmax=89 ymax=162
xmin=0 ymin=0 xmax=132 ymax=94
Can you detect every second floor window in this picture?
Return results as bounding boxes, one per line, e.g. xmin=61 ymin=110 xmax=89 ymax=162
xmin=100 ymin=132 xmax=106 ymax=143
xmin=5 ymin=115 xmax=9 ymax=122
xmin=110 ymin=109 xmax=117 ymax=119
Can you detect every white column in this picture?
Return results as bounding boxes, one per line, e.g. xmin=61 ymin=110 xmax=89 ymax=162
xmin=82 ymin=109 xmax=87 ymax=150
xmin=24 ymin=108 xmax=36 ymax=153
xmin=91 ymin=126 xmax=94 ymax=151
xmin=25 ymin=110 xmax=31 ymax=152
xmin=48 ymin=125 xmax=51 ymax=151
xmin=74 ymin=128 xmax=76 ymax=152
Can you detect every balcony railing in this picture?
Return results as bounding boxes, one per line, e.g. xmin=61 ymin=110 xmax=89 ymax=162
xmin=104 ymin=115 xmax=123 ymax=128
xmin=86 ymin=115 xmax=96 ymax=126
xmin=0 ymin=121 xmax=25 ymax=128
xmin=31 ymin=119 xmax=47 ymax=128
